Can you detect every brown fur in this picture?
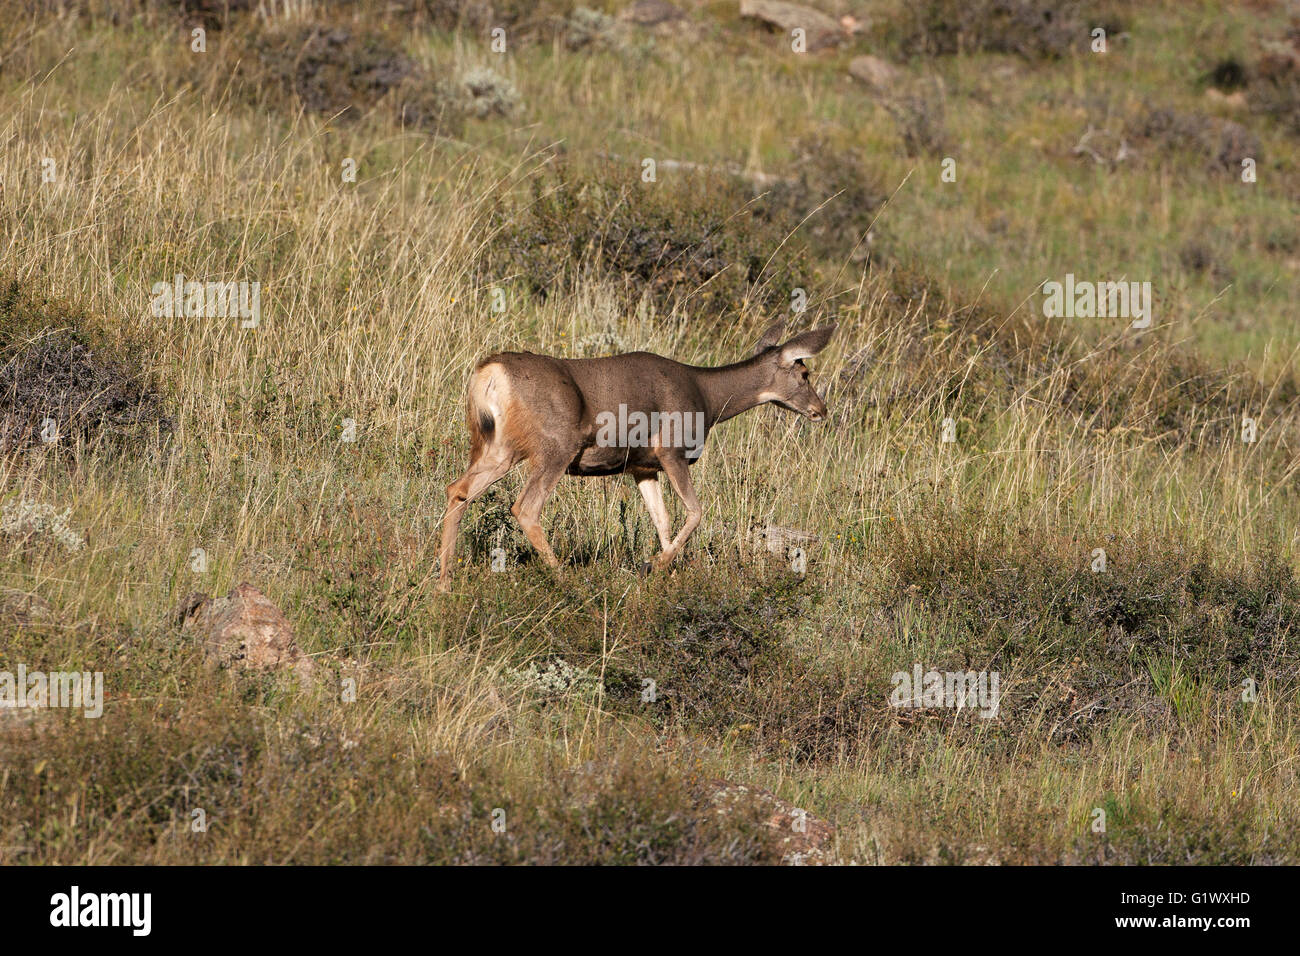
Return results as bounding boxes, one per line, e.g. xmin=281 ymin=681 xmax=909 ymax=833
xmin=436 ymin=323 xmax=835 ymax=590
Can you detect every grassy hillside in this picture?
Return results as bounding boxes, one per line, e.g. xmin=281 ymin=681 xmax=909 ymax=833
xmin=2 ymin=0 xmax=1299 ymax=863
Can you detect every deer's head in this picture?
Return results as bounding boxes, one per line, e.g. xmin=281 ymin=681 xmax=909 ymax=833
xmin=752 ymin=321 xmax=837 ymax=422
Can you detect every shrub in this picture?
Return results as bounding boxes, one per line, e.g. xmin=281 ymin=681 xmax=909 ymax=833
xmin=0 ymin=277 xmax=172 ymax=454
xmin=1251 ymin=27 xmax=1300 ymax=135
xmin=451 ymin=65 xmax=521 ymax=119
xmin=1124 ymin=106 xmax=1260 ymax=173
xmin=484 ymin=156 xmax=878 ymax=327
xmin=894 ymin=0 xmax=1121 ymax=60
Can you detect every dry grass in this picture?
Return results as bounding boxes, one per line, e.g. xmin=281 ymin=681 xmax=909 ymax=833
xmin=1 ymin=0 xmax=1298 ymax=864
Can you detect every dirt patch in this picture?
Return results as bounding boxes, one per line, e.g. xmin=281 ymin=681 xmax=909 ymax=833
xmin=706 ymin=779 xmax=836 ymax=864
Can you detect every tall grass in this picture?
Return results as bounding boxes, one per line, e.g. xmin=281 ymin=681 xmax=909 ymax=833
xmin=1 ymin=0 xmax=1298 ymax=863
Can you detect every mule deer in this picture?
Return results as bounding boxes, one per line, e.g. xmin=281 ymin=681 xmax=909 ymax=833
xmin=437 ymin=320 xmax=835 ymax=590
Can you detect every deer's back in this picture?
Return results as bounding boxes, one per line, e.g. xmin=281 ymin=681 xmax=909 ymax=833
xmin=479 ymin=350 xmax=704 ymax=416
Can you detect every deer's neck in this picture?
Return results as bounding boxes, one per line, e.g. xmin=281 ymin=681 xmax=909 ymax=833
xmin=696 ymin=356 xmax=770 ymax=426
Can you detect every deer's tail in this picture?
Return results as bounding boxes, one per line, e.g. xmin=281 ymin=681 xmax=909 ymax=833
xmin=466 ymin=362 xmax=505 ymax=452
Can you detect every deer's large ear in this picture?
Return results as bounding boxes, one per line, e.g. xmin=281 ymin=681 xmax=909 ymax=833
xmin=778 ymin=324 xmax=836 ymax=368
xmin=753 ymin=319 xmax=787 ymax=355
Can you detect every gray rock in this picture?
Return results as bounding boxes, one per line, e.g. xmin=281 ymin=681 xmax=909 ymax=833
xmin=621 ymin=0 xmax=686 ymax=26
xmin=739 ymin=0 xmax=842 ymax=51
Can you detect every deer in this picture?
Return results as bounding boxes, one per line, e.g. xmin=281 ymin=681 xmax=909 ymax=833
xmin=436 ymin=320 xmax=836 ymax=591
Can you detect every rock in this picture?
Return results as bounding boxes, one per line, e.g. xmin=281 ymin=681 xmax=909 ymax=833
xmin=177 ymin=583 xmax=313 ymax=680
xmin=706 ymin=779 xmax=835 ymax=864
xmin=848 ymin=54 xmax=900 ymax=94
xmin=739 ymin=0 xmax=842 ymax=51
xmin=620 ymin=0 xmax=686 ymax=26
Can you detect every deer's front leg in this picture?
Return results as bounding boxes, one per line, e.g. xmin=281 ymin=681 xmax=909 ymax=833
xmin=632 ymin=469 xmax=673 ymax=552
xmin=653 ymin=452 xmax=702 ymax=570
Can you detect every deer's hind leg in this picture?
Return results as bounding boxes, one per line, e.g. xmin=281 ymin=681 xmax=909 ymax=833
xmin=510 ymin=453 xmax=570 ymax=569
xmin=437 ymin=443 xmax=516 ymax=591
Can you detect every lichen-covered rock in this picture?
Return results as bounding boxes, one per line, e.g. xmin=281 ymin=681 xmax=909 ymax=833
xmin=177 ymin=583 xmax=313 ymax=680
